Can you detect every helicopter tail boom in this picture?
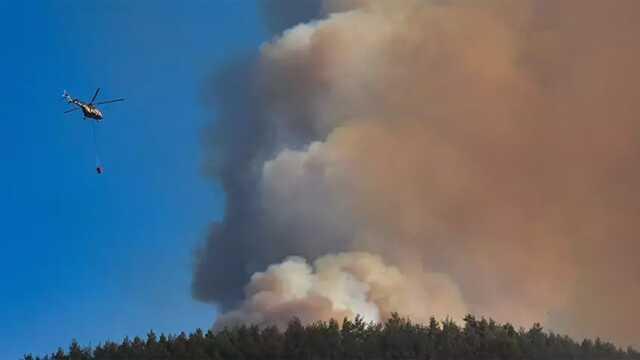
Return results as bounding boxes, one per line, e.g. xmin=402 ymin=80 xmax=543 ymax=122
xmin=62 ymin=90 xmax=74 ymax=103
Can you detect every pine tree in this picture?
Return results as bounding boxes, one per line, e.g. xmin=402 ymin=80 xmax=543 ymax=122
xmin=31 ymin=314 xmax=640 ymax=360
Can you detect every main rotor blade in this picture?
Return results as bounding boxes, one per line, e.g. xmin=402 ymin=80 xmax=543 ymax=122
xmin=90 ymin=87 xmax=101 ymax=104
xmin=64 ymin=108 xmax=80 ymax=114
xmin=95 ymin=98 xmax=125 ymax=105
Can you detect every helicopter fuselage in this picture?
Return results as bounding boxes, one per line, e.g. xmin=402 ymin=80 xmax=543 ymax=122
xmin=72 ymin=100 xmax=103 ymax=120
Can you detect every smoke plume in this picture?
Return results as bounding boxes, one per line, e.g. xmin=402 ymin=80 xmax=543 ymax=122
xmin=195 ymin=0 xmax=640 ymax=347
xmin=214 ymin=252 xmax=467 ymax=330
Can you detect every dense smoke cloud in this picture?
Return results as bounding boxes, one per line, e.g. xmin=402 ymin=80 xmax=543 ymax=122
xmin=195 ymin=0 xmax=640 ymax=347
xmin=214 ymin=252 xmax=467 ymax=330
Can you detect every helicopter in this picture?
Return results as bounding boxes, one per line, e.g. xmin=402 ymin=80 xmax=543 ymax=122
xmin=62 ymin=88 xmax=124 ymax=121
xmin=62 ymin=88 xmax=125 ymax=174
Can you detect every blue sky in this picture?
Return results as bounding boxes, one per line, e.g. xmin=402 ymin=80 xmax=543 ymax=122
xmin=0 ymin=1 xmax=268 ymax=358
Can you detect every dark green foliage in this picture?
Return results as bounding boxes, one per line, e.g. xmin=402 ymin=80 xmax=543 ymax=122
xmin=23 ymin=314 xmax=640 ymax=360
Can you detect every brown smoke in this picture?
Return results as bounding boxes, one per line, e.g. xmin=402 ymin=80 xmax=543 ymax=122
xmin=195 ymin=0 xmax=640 ymax=347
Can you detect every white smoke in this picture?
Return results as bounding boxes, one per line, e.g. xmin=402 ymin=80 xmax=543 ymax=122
xmin=214 ymin=252 xmax=467 ymax=329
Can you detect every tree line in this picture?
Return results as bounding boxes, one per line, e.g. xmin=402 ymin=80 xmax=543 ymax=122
xmin=24 ymin=313 xmax=640 ymax=360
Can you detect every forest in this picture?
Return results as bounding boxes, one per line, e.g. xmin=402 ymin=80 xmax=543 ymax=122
xmin=24 ymin=314 xmax=640 ymax=360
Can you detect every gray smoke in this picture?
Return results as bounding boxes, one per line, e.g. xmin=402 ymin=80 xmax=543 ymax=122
xmin=195 ymin=0 xmax=640 ymax=347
